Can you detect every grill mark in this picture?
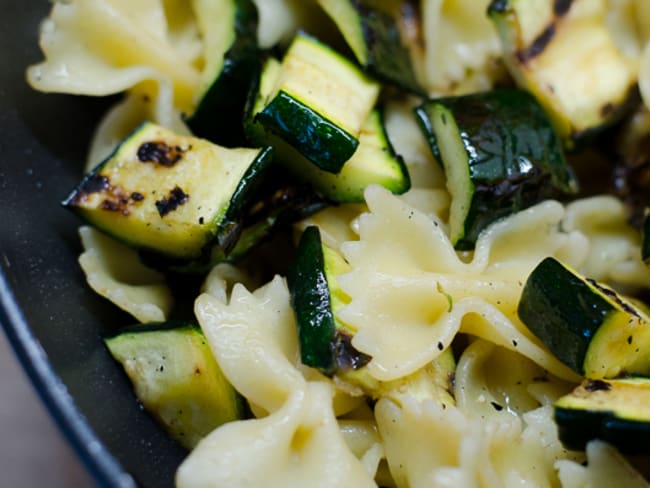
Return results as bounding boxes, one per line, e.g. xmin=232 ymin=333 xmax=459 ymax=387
xmin=334 ymin=331 xmax=372 ymax=371
xmin=78 ymin=174 xmax=110 ymax=195
xmin=516 ymin=24 xmax=556 ymax=64
xmin=137 ymin=141 xmax=186 ymax=167
xmin=553 ymin=0 xmax=573 ymax=17
xmin=584 ymin=379 xmax=611 ymax=392
xmin=67 ymin=174 xmax=144 ymax=216
xmin=600 ymin=102 xmax=615 ymax=117
xmin=155 ymin=186 xmax=189 ymax=217
xmin=586 ymin=278 xmax=639 ymax=317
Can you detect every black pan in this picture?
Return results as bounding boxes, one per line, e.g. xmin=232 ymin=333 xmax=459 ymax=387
xmin=0 ymin=3 xmax=187 ymax=486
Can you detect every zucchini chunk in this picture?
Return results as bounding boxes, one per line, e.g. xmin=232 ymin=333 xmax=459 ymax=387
xmin=105 ymin=322 xmax=245 ymax=449
xmin=251 ymin=32 xmax=380 ymax=173
xmin=555 ymin=377 xmax=650 ymax=453
xmin=518 ymin=257 xmax=650 ymax=379
xmin=488 ymin=0 xmax=637 ymax=147
xmin=415 ymin=88 xmax=577 ymax=250
xmin=186 ymin=0 xmax=259 ymax=146
xmin=287 ymin=225 xmax=367 ymax=375
xmin=287 ymin=225 xmax=455 ymax=402
xmin=247 ymin=59 xmax=410 ymax=202
xmin=64 ymin=122 xmax=273 ymax=259
xmin=317 ymin=0 xmax=425 ymax=95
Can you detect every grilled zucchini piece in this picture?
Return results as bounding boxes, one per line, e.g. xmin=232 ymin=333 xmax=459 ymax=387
xmin=287 ymin=225 xmax=365 ymax=375
xmin=317 ymin=0 xmax=425 ymax=95
xmin=64 ymin=122 xmax=272 ymax=259
xmin=247 ymin=58 xmax=409 ymax=202
xmin=415 ymin=88 xmax=577 ymax=250
xmin=488 ymin=0 xmax=637 ymax=147
xmin=105 ymin=322 xmax=245 ymax=449
xmin=251 ymin=32 xmax=380 ymax=173
xmin=518 ymin=257 xmax=650 ymax=379
xmin=186 ymin=0 xmax=260 ymax=146
xmin=555 ymin=377 xmax=650 ymax=453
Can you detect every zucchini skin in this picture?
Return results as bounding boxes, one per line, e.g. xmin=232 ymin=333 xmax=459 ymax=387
xmin=186 ymin=0 xmax=260 ymax=146
xmin=255 ymin=91 xmax=359 ymax=174
xmin=416 ymin=88 xmax=577 ymax=249
xmin=518 ymin=257 xmax=650 ymax=379
xmin=355 ymin=1 xmax=424 ymax=95
xmin=555 ymin=377 xmax=650 ymax=454
xmin=287 ymin=226 xmax=338 ymax=374
xmin=318 ymin=0 xmax=425 ymax=95
xmin=216 ymin=145 xmax=274 ymax=254
xmin=287 ymin=226 xmax=371 ymax=376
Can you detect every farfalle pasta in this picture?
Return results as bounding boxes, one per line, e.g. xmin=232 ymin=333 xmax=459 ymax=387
xmin=182 ymin=273 xmax=377 ymax=487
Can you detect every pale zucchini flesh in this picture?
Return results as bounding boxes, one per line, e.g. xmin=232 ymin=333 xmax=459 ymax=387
xmin=105 ymin=322 xmax=245 ymax=449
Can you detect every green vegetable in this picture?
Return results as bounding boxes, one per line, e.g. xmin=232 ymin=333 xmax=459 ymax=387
xmin=246 ymin=58 xmax=409 ymax=202
xmin=249 ymin=32 xmax=380 ymax=173
xmin=63 ymin=122 xmax=273 ymax=259
xmin=105 ymin=322 xmax=245 ymax=449
xmin=518 ymin=257 xmax=650 ymax=379
xmin=415 ymin=88 xmax=577 ymax=250
xmin=555 ymin=377 xmax=650 ymax=454
xmin=186 ymin=0 xmax=260 ymax=146
xmin=488 ymin=0 xmax=637 ymax=147
xmin=317 ymin=0 xmax=425 ymax=95
xmin=286 ymin=225 xmax=366 ymax=375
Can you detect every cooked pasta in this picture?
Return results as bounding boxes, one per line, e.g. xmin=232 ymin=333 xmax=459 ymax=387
xmin=78 ymin=226 xmax=173 ymax=323
xmin=27 ymin=0 xmax=650 ymax=487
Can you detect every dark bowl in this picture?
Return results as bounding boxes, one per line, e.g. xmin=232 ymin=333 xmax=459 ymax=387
xmin=0 ymin=3 xmax=187 ymax=486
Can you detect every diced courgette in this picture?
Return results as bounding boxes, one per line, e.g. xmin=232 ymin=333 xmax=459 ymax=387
xmin=555 ymin=377 xmax=650 ymax=453
xmin=317 ymin=0 xmax=425 ymax=95
xmin=64 ymin=122 xmax=272 ymax=259
xmin=250 ymin=32 xmax=380 ymax=173
xmin=104 ymin=322 xmax=245 ymax=449
xmin=186 ymin=0 xmax=260 ymax=146
xmin=488 ymin=0 xmax=637 ymax=147
xmin=518 ymin=257 xmax=650 ymax=379
xmin=415 ymin=88 xmax=577 ymax=250
xmin=287 ymin=225 xmax=368 ymax=375
xmin=247 ymin=58 xmax=409 ymax=203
